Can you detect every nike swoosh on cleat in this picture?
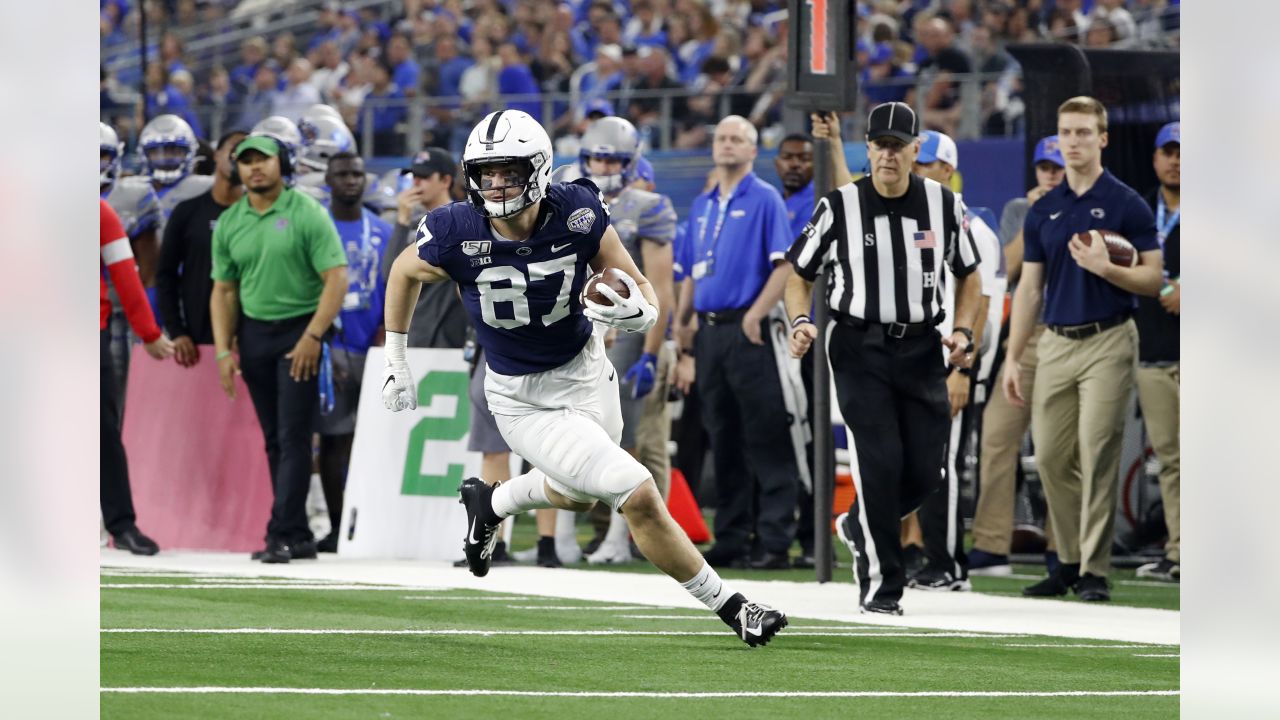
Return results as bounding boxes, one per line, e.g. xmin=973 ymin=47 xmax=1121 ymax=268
xmin=745 ymin=625 xmax=763 ymax=637
xmin=468 ymin=518 xmax=484 ymax=545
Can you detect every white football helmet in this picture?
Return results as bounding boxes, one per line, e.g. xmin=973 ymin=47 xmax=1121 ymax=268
xmin=462 ymin=110 xmax=553 ymax=218
xmin=250 ymin=115 xmax=303 ymax=161
xmin=139 ymin=114 xmax=198 ymax=186
xmin=100 ymin=122 xmax=124 ymax=187
xmin=578 ymin=116 xmax=641 ymax=196
xmin=297 ymin=109 xmax=356 ymax=173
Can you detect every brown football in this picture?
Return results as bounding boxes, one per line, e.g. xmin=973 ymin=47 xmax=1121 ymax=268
xmin=582 ymin=267 xmax=632 ymax=306
xmin=1076 ymin=230 xmax=1138 ymax=267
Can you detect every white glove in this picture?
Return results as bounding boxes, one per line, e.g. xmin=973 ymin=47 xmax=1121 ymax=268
xmin=582 ymin=271 xmax=658 ymax=333
xmin=382 ymin=331 xmax=417 ymax=411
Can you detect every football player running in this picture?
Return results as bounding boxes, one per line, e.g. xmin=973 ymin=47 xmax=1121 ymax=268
xmin=383 ymin=110 xmax=786 ymax=647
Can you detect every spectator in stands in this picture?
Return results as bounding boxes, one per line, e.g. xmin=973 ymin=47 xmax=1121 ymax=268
xmin=317 ymin=152 xmax=393 ymax=553
xmin=308 ymin=2 xmax=344 ymax=53
xmin=157 ymin=130 xmax=247 ymax=367
xmin=627 ymin=45 xmax=685 ymax=148
xmin=423 ymin=34 xmax=475 ymax=149
xmin=310 ymin=40 xmax=349 ymax=102
xmin=672 ymin=3 xmax=719 ymax=84
xmin=1083 ymin=15 xmax=1119 ymax=48
xmin=145 ymin=62 xmax=204 ymax=139
xmin=335 ymin=8 xmax=364 ymax=56
xmin=100 ymin=199 xmax=175 ymax=556
xmin=239 ymin=64 xmax=281 ymax=132
xmin=497 ymin=42 xmax=543 ymax=123
xmin=231 ymin=37 xmax=270 ymax=97
xmin=386 ymin=32 xmax=421 ymax=98
xmin=273 ymin=32 xmax=301 ymax=72
xmin=581 ymin=43 xmax=625 ymax=108
xmin=357 ymin=55 xmax=407 ymax=156
xmin=571 ymin=0 xmax=614 ymax=60
xmin=625 ymin=0 xmax=668 ymax=48
xmin=917 ymin=16 xmax=972 ymax=136
xmin=272 ymin=59 xmax=321 ymax=123
xmin=201 ymin=66 xmax=237 ymax=136
xmin=333 ymin=49 xmax=373 ymax=129
xmin=1005 ymin=5 xmax=1039 ymax=43
xmin=1045 ymin=8 xmax=1082 ymax=44
xmin=863 ymin=42 xmax=916 ymax=105
xmin=210 ymin=135 xmax=347 ymax=564
xmin=160 ymin=32 xmax=187 ymax=75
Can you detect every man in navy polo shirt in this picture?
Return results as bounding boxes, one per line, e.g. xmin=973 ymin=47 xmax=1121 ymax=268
xmin=1002 ymin=96 xmax=1164 ymax=602
xmin=674 ymin=115 xmax=801 ymax=570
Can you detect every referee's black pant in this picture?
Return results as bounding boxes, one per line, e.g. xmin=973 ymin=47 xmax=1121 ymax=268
xmin=829 ymin=321 xmax=950 ymax=605
xmin=238 ymin=314 xmax=320 ymax=547
xmin=696 ymin=314 xmax=799 ymax=557
xmin=101 ymin=328 xmax=140 ymax=537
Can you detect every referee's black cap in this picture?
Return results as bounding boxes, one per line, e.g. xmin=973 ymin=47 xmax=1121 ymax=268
xmin=866 ymin=102 xmax=919 ymax=144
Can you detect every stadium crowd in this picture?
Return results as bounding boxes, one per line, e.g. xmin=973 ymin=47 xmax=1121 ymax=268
xmin=99 ymin=0 xmax=1180 ymax=606
xmin=102 ymin=0 xmax=1181 ymax=154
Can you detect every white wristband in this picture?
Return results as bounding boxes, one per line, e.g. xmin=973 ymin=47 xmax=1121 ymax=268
xmin=385 ymin=331 xmax=408 ymax=364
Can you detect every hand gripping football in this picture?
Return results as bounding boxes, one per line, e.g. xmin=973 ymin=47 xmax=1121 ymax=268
xmin=582 ymin=267 xmax=633 ymax=306
xmin=1076 ymin=229 xmax=1138 ymax=267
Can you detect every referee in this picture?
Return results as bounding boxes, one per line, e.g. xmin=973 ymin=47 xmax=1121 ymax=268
xmin=784 ymin=102 xmax=983 ymax=615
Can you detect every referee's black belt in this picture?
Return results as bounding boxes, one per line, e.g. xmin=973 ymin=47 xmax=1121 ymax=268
xmin=698 ymin=308 xmax=749 ymax=326
xmin=832 ymin=312 xmax=939 ymax=339
xmin=1047 ymin=314 xmax=1130 ymax=340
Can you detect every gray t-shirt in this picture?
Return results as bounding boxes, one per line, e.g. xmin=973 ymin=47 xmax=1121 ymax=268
xmin=608 ymin=186 xmax=677 ymax=272
xmin=998 ymin=196 xmax=1030 ymax=247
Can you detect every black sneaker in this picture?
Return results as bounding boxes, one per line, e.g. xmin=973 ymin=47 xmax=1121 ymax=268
xmin=458 ymin=478 xmax=501 ymax=577
xmin=255 ymin=538 xmax=291 ymax=564
xmin=536 ymin=537 xmax=562 ymax=568
xmin=290 ymin=539 xmax=318 ymax=560
xmin=1075 ymin=573 xmax=1111 ymax=602
xmin=316 ymin=532 xmax=339 ymax=553
xmin=908 ymin=564 xmax=972 ymax=591
xmin=749 ymin=552 xmax=792 ymax=570
xmin=702 ymin=544 xmax=750 ymax=569
xmin=1022 ymin=569 xmax=1075 ymax=597
xmin=111 ymin=527 xmax=160 ymax=556
xmin=860 ymin=599 xmax=904 ymax=616
xmin=1136 ymin=557 xmax=1179 ymax=582
xmin=722 ymin=596 xmax=788 ymax=647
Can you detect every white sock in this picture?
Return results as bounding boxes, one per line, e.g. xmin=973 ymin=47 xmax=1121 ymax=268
xmin=601 ymin=512 xmax=630 ymax=546
xmin=554 ymin=509 xmax=577 ymax=543
xmin=491 ymin=471 xmax=551 ymax=519
xmin=681 ymin=561 xmax=735 ymax=612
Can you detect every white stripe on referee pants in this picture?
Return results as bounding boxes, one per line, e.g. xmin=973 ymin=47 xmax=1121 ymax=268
xmin=945 ymin=407 xmax=965 ymax=579
xmin=830 ymin=325 xmax=883 ymax=603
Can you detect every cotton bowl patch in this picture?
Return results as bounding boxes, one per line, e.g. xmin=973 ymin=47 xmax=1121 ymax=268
xmin=567 ymin=208 xmax=596 ymax=234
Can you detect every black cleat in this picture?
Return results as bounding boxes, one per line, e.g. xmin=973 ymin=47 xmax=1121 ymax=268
xmin=725 ymin=600 xmax=788 ymax=647
xmin=112 ymin=528 xmax=160 ymax=556
xmin=908 ymin=563 xmax=972 ymax=591
xmin=458 ymin=478 xmax=501 ymax=577
xmin=860 ymin=599 xmax=904 ymax=616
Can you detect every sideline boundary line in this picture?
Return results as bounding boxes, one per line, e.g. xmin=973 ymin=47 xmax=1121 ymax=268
xmin=100 ymin=687 xmax=1180 ymax=699
xmin=102 ymin=628 xmax=1023 ymax=639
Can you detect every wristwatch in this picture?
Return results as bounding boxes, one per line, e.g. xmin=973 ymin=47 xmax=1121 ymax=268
xmin=953 ymin=326 xmax=975 ymax=354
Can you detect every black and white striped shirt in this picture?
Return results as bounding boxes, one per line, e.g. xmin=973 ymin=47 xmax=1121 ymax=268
xmin=786 ymin=175 xmax=981 ymax=324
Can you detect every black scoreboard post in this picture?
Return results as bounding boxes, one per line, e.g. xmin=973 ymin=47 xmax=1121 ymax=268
xmin=785 ymin=1 xmax=858 ymax=584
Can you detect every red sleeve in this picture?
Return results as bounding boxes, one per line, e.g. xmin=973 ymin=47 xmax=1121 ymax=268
xmin=101 ymin=200 xmax=161 ymax=343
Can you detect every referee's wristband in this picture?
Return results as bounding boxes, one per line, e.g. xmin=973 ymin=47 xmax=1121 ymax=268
xmin=216 ymin=350 xmax=232 ymax=361
xmin=790 ymin=315 xmax=813 ymax=328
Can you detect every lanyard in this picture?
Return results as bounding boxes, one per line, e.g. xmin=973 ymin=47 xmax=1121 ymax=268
xmin=1155 ymin=193 xmax=1179 ymax=249
xmin=331 ymin=209 xmax=373 ymax=255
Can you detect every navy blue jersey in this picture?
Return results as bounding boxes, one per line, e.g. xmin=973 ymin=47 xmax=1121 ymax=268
xmin=416 ymin=179 xmax=610 ymax=375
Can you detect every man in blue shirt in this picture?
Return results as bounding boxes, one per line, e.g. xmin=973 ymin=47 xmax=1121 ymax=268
xmin=358 ymin=56 xmax=407 ymax=156
xmin=386 ymin=33 xmax=421 ymax=98
xmin=673 ymin=115 xmax=801 ymax=570
xmin=316 ymin=151 xmax=392 ymax=552
xmin=1003 ymin=96 xmax=1164 ymax=602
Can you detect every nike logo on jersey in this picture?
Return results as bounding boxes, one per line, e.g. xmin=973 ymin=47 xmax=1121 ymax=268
xmin=1049 ymin=211 xmax=1062 ymax=220
xmin=551 ymin=242 xmax=572 ymax=253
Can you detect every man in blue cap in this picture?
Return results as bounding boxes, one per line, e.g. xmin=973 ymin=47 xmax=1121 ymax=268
xmin=969 ymin=134 xmax=1067 ymax=577
xmin=1134 ymin=121 xmax=1179 ymax=582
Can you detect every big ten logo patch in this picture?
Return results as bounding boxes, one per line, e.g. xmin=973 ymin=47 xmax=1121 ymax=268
xmin=401 ymin=370 xmax=471 ymax=497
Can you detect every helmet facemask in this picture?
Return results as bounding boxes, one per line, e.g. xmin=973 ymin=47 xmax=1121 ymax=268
xmin=143 ymin=140 xmax=194 ymax=186
xmin=464 ymin=155 xmax=544 ymax=219
xmin=580 ymin=151 xmax=633 ymax=196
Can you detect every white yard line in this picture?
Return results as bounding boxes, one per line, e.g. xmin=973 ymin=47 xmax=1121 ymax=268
xmin=100 ymin=551 xmax=1180 ymax=644
xmin=503 ymin=605 xmax=674 ymax=611
xmin=1004 ymin=644 xmax=1177 ymax=649
xmin=102 ymin=628 xmax=1022 ymax=639
xmin=401 ymin=595 xmax=545 ymax=601
xmin=1133 ymin=654 xmax=1180 ymax=658
xmin=100 ymin=687 xmax=1180 ymax=699
xmin=102 ymin=584 xmax=436 ymax=591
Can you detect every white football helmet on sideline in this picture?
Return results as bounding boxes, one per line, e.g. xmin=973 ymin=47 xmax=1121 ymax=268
xmin=250 ymin=115 xmax=304 ymax=161
xmin=462 ymin=110 xmax=553 ymax=218
xmin=297 ymin=109 xmax=356 ymax=173
xmin=578 ymin=116 xmax=642 ymax=196
xmin=100 ymin=121 xmax=124 ymax=187
xmin=139 ymin=114 xmax=198 ymax=186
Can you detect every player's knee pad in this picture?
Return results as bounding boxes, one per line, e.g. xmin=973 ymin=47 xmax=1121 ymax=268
xmin=587 ymin=448 xmax=651 ymax=513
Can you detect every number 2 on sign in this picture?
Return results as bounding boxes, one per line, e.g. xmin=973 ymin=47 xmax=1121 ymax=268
xmin=808 ymin=0 xmax=828 ymax=75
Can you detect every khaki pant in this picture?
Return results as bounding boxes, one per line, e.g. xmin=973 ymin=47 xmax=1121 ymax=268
xmin=973 ymin=324 xmax=1055 ymax=555
xmin=1136 ymin=364 xmax=1180 ymax=563
xmin=635 ymin=344 xmax=675 ymax=500
xmin=1032 ymin=320 xmax=1138 ymax=577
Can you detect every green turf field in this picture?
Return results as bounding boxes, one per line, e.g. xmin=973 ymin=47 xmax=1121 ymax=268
xmin=101 ymin=570 xmax=1179 ymax=719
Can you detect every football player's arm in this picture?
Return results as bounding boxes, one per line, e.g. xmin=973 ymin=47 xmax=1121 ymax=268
xmin=385 ymin=244 xmax=450 ymax=333
xmin=589 ymin=225 xmax=659 ymax=312
xmin=131 ymin=227 xmax=160 ymax=288
xmin=638 ymin=239 xmax=674 ymax=356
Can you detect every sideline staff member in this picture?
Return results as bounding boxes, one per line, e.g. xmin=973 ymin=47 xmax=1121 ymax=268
xmin=1004 ymin=96 xmax=1162 ymax=602
xmin=785 ymin=101 xmax=983 ymax=615
xmin=210 ymin=135 xmax=348 ymax=564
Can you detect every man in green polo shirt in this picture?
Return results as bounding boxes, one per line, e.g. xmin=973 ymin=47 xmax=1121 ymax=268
xmin=210 ymin=134 xmax=348 ymax=564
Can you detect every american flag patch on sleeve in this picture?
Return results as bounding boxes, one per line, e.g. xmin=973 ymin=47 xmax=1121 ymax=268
xmin=913 ymin=231 xmax=937 ymax=249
